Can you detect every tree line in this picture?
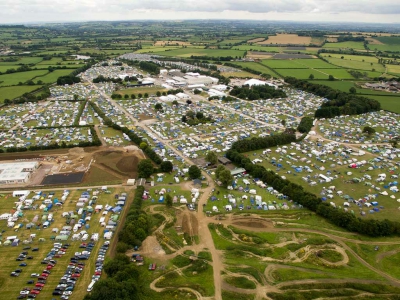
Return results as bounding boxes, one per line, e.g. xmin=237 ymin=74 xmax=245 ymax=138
xmin=138 ymin=61 xmax=160 ymax=74
xmin=89 ymin=102 xmax=162 ymax=165
xmin=229 ymin=84 xmax=286 ymax=101
xmin=226 ymin=147 xmax=400 ymax=237
xmin=84 ymin=186 xmax=148 ymax=300
xmin=231 ymin=133 xmax=296 ymax=153
xmin=297 ymin=116 xmax=314 ymax=133
xmin=284 ymin=77 xmax=381 ymax=118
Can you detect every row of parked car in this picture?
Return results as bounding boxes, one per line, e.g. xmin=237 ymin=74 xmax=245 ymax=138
xmin=87 ymin=241 xmax=110 ymax=292
xmin=13 ymin=245 xmax=59 ymax=299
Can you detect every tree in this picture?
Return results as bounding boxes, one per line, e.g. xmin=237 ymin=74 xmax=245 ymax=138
xmin=131 ymin=94 xmax=136 ymax=99
xmin=328 ymin=75 xmax=335 ymax=81
xmin=363 ymin=126 xmax=376 ymax=136
xmin=196 ymin=111 xmax=204 ymax=119
xmin=154 ymin=103 xmax=162 ymax=110
xmin=349 ymin=87 xmax=356 ymax=94
xmin=281 ymin=119 xmax=286 ymax=127
xmin=139 ymin=142 xmax=147 ymax=150
xmin=73 ymin=94 xmax=79 ymax=101
xmin=186 ymin=99 xmax=192 ymax=105
xmin=138 ymin=93 xmax=143 ymax=98
xmin=160 ymin=161 xmax=173 ymax=173
xmin=188 ymin=165 xmax=201 ymax=179
xmin=124 ymin=94 xmax=129 ymax=99
xmin=137 ymin=159 xmax=154 ymax=178
xmin=144 ymin=93 xmax=149 ymax=98
xmin=205 ymin=151 xmax=218 ymax=165
xmin=156 ymin=91 xmax=161 ymax=97
xmin=193 ymin=89 xmax=201 ymax=95
xmin=172 ymin=100 xmax=178 ymax=106
xmin=309 ymin=74 xmax=314 ymax=79
xmin=181 ymin=115 xmax=187 ymax=122
xmin=165 ymin=194 xmax=173 ymax=208
xmin=219 ymin=169 xmax=233 ymax=187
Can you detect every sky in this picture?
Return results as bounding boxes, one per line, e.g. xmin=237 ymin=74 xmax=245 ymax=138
xmin=1 ymin=0 xmax=400 ymax=24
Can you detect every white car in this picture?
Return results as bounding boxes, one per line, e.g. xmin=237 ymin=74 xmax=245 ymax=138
xmin=20 ymin=291 xmax=30 ymax=295
xmin=63 ymin=291 xmax=73 ymax=295
xmin=31 ymin=273 xmax=40 ymax=277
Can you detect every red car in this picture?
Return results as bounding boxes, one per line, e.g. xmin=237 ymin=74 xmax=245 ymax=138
xmin=35 ymin=283 xmax=44 ymax=288
xmin=30 ymin=290 xmax=40 ymax=295
xmin=95 ymin=271 xmax=102 ymax=276
xmin=40 ymin=274 xmax=48 ymax=278
xmin=71 ymin=274 xmax=80 ymax=278
xmin=46 ymin=265 xmax=54 ymax=270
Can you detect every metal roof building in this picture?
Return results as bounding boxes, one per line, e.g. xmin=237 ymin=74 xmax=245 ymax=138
xmin=0 ymin=161 xmax=39 ymax=185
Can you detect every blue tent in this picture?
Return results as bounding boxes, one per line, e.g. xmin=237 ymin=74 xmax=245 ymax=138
xmin=112 ymin=206 xmax=122 ymax=213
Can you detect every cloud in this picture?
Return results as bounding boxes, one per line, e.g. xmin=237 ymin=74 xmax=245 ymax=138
xmin=0 ymin=0 xmax=399 ymax=23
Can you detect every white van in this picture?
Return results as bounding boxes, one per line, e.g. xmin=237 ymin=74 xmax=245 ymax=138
xmin=87 ymin=281 xmax=95 ymax=292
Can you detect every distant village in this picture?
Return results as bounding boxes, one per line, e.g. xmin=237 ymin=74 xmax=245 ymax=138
xmin=363 ymin=81 xmax=400 ymax=93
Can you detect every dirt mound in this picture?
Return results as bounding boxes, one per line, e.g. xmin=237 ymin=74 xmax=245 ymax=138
xmin=116 ymin=156 xmax=139 ymax=173
xmin=232 ymin=218 xmax=272 ymax=229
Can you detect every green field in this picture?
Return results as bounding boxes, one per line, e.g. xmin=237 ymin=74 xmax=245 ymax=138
xmin=293 ymin=58 xmax=339 ymax=69
xmin=323 ymin=41 xmax=366 ymax=50
xmin=366 ymin=95 xmax=400 ymax=113
xmin=234 ymin=45 xmax=283 ymax=52
xmin=228 ymin=61 xmax=277 ymax=76
xmin=149 ymin=48 xmax=245 ymax=58
xmin=320 ymin=55 xmax=385 ymax=72
xmin=261 ymin=60 xmax=307 ymax=69
xmin=116 ymin=86 xmax=167 ymax=96
xmin=276 ymin=69 xmax=333 ymax=79
xmin=0 ymin=70 xmax=49 ymax=86
xmin=0 ymin=85 xmax=43 ymax=102
xmin=35 ymin=69 xmax=72 ymax=83
xmin=0 ymin=57 xmax=44 ymax=65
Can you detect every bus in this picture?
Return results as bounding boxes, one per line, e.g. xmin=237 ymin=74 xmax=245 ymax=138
xmin=87 ymin=280 xmax=95 ymax=292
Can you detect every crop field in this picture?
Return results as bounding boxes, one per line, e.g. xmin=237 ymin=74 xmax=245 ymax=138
xmin=0 ymin=85 xmax=42 ymax=102
xmin=0 ymin=187 xmax=127 ymax=300
xmin=0 ymin=70 xmax=49 ymax=86
xmin=257 ymin=34 xmax=312 ymax=45
xmin=322 ymin=41 xmax=366 ymax=50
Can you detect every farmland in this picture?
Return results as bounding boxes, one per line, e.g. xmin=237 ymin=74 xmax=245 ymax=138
xmin=0 ymin=20 xmax=399 ymax=300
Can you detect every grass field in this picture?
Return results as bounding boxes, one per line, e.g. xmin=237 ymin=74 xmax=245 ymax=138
xmin=228 ymin=62 xmax=277 ymax=76
xmin=276 ymin=69 xmax=333 ymax=80
xmin=293 ymin=58 xmax=339 ymax=69
xmin=0 ymin=57 xmax=44 ymax=65
xmin=221 ymin=71 xmax=260 ymax=78
xmin=387 ymin=64 xmax=400 ymax=75
xmin=0 ymin=70 xmax=49 ymax=87
xmin=261 ymin=60 xmax=308 ymax=69
xmin=115 ymin=86 xmax=167 ymax=97
xmin=323 ymin=41 xmax=366 ymax=50
xmin=149 ymin=48 xmax=245 ymax=58
xmin=257 ymin=34 xmax=312 ymax=45
xmin=0 ymin=85 xmax=43 ymax=102
xmin=320 ymin=55 xmax=385 ymax=72
xmin=0 ymin=188 xmax=127 ymax=300
xmin=365 ymin=95 xmax=400 ymax=113
xmin=234 ymin=45 xmax=283 ymax=52
xmin=35 ymin=69 xmax=73 ymax=83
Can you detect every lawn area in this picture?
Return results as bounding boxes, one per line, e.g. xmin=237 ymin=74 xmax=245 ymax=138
xmin=0 ymin=70 xmax=49 ymax=86
xmin=35 ymin=69 xmax=73 ymax=83
xmin=150 ymin=48 xmax=245 ymax=58
xmin=0 ymin=85 xmax=42 ymax=102
xmin=323 ymin=41 xmax=366 ymax=50
xmin=135 ymin=46 xmax=182 ymax=54
xmin=309 ymin=80 xmax=356 ymax=92
xmin=0 ymin=57 xmax=43 ymax=65
xmin=0 ymin=65 xmax=26 ymax=72
xmin=322 ymin=54 xmax=379 ymax=63
xmin=370 ymin=44 xmax=400 ymax=52
xmin=36 ymin=58 xmax=64 ymax=65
